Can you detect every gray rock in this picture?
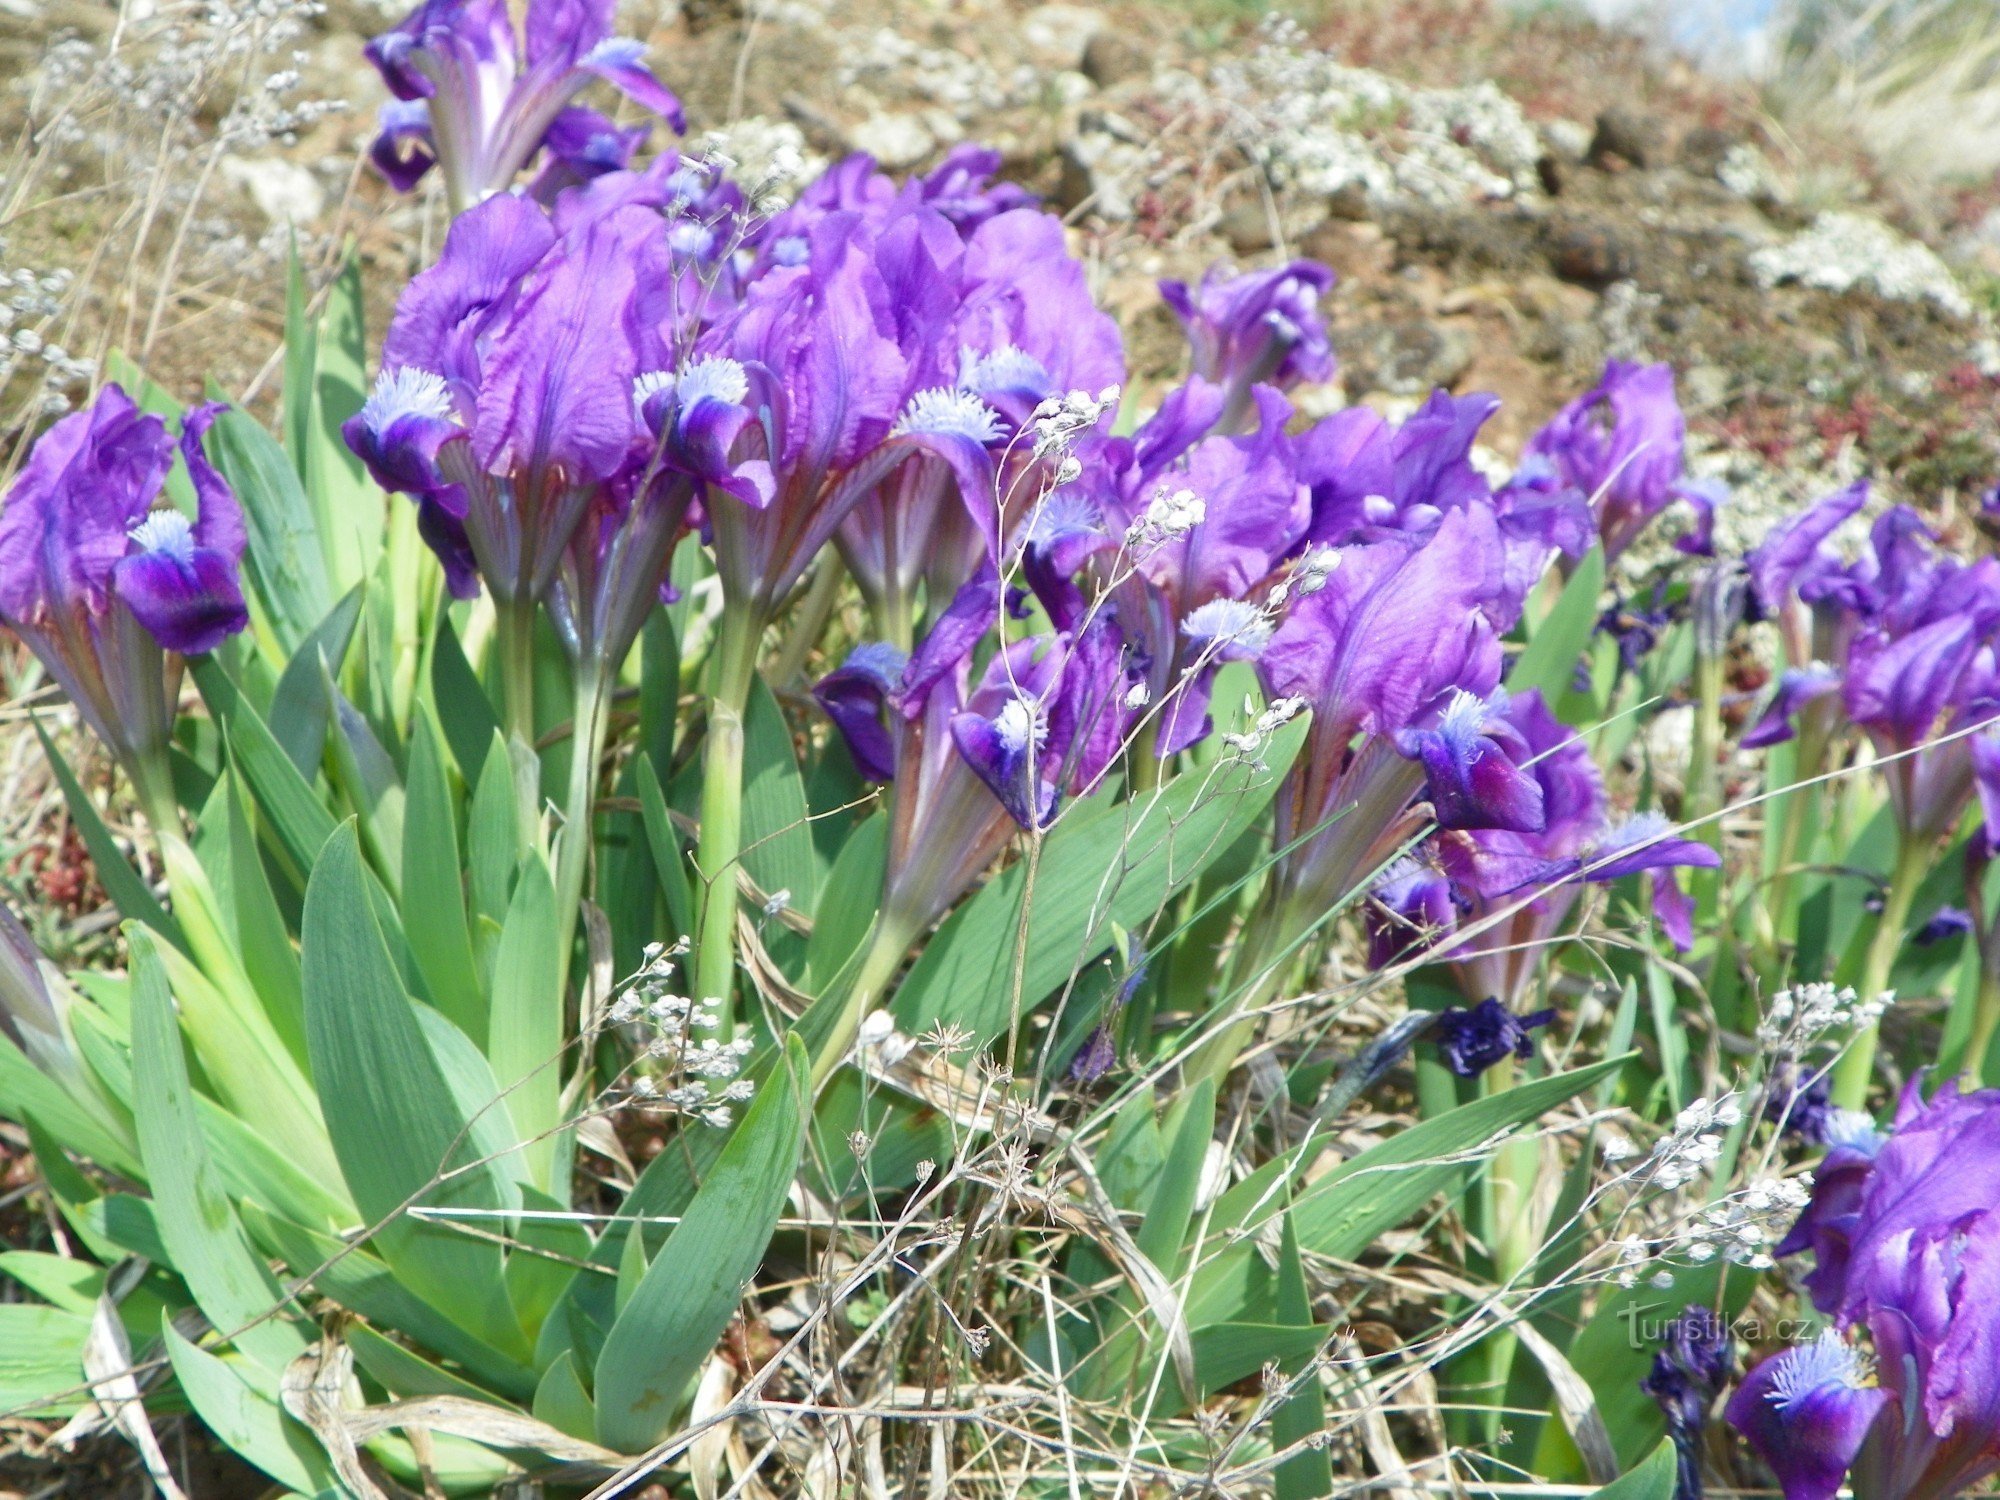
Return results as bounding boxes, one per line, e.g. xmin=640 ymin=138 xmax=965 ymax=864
xmin=1678 ymin=125 xmax=1736 ymax=177
xmin=1342 ymin=317 xmax=1474 ymax=397
xmin=1588 ymin=106 xmax=1663 ymax=170
xmin=1081 ymin=30 xmax=1148 ymax=89
xmin=1546 ymin=219 xmax=1638 ymax=286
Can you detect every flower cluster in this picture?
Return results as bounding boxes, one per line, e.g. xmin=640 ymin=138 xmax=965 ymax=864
xmin=1729 ymin=1082 xmax=2000 ymax=1500
xmin=1366 ymin=689 xmax=1718 ymax=1001
xmin=1747 ymin=485 xmax=2000 ymax=844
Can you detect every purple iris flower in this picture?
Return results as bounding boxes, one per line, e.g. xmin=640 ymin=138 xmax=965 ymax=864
xmin=527 ymin=106 xmax=651 ymax=200
xmin=1643 ymin=1307 xmax=1736 ymax=1500
xmin=364 ymin=0 xmax=682 ymax=211
xmin=1298 ymin=388 xmax=1591 ymax=629
xmin=1395 ymin=689 xmax=1547 ymax=834
xmin=1741 ymin=489 xmax=2000 ymax=844
xmin=1430 ymin=996 xmax=1554 ymax=1078
xmin=1159 ymin=259 xmax=1335 ymax=430
xmin=1731 ymin=1081 xmax=2000 ymax=1500
xmin=345 ymin=195 xmax=678 ymax=630
xmin=1300 ymin=390 xmax=1500 ymax=548
xmin=679 ymin=209 xmax=1027 ymax=629
xmin=1766 ymin=1065 xmax=1835 ymax=1143
xmin=0 ymin=386 xmax=246 ymax=792
xmin=1743 ymin=663 xmax=1845 ymax=750
xmin=1365 ymin=691 xmax=1718 ymax=1003
xmin=812 ymin=576 xmax=1133 ymax=939
xmin=1840 ymin=527 xmax=2000 ymax=843
xmin=1517 ymin=360 xmax=1706 ymax=560
xmin=1020 ymin=381 xmax=1306 ymax=756
xmin=821 ymin=193 xmax=1123 ymax=638
xmin=1260 ymin=504 xmax=1512 ymax=921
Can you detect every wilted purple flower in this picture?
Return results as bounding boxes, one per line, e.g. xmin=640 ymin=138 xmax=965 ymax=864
xmin=0 ymin=386 xmax=246 ymax=795
xmin=364 ymin=0 xmax=682 ymax=211
xmin=1160 ymin=259 xmax=1335 ymax=430
xmin=1732 ymin=1081 xmax=2000 ymax=1500
xmin=1599 ymin=586 xmax=1675 ymax=677
xmin=1643 ymin=1307 xmax=1735 ymax=1500
xmin=1517 ymin=360 xmax=1704 ymax=560
xmin=1430 ymin=996 xmax=1554 ymax=1078
xmin=1915 ymin=906 xmax=1974 ymax=945
xmin=1069 ymin=945 xmax=1148 ymax=1085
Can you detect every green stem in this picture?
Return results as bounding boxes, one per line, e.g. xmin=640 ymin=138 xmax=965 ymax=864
xmin=1182 ymin=896 xmax=1301 ymax=1087
xmin=692 ymin=606 xmax=762 ymax=1031
xmin=496 ymin=600 xmax=539 ymax=749
xmin=769 ymin=553 xmax=845 ymax=687
xmin=1470 ymin=1052 xmax=1541 ymax=1443
xmin=808 ymin=915 xmax=916 ymax=1090
xmin=1688 ymin=648 xmax=1726 ymax=855
xmin=551 ymin=667 xmax=610 ymax=1001
xmin=1966 ymin=971 xmax=2000 ymax=1088
xmin=1767 ymin=723 xmax=1827 ymax=947
xmin=1831 ymin=833 xmax=1928 ymax=1109
xmin=1130 ymin=719 xmax=1161 ymax=796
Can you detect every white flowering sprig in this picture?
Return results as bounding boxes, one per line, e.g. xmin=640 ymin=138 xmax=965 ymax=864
xmin=604 ymin=939 xmax=754 ymax=1127
xmin=1124 ymin=486 xmax=1207 ymax=553
xmin=1220 ymin=694 xmax=1308 ymax=771
xmin=1030 ymin=386 xmax=1121 ymax=461
xmin=1758 ymin=983 xmax=1891 ymax=1054
xmin=1641 ymin=1094 xmax=1743 ymax=1193
xmin=1678 ymin=1176 xmax=1815 ymax=1270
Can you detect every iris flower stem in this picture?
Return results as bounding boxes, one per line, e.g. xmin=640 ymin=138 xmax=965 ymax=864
xmin=550 ymin=665 xmax=610 ymax=1004
xmin=496 ymin=599 xmax=539 ymax=750
xmin=1130 ymin=721 xmax=1162 ymax=795
xmin=1470 ymin=1051 xmax=1541 ymax=1443
xmin=1687 ymin=649 xmax=1726 ymax=857
xmin=768 ymin=553 xmax=845 ymax=688
xmin=1965 ymin=971 xmax=2000 ymax=1088
xmin=808 ymin=914 xmax=918 ymax=1091
xmin=1767 ymin=720 xmax=1828 ymax=953
xmin=1184 ymin=895 xmax=1303 ymax=1088
xmin=1832 ymin=833 xmax=1928 ymax=1110
xmin=692 ymin=604 xmax=764 ymax=1034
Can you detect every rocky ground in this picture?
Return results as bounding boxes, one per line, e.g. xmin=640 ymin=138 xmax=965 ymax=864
xmin=2 ymin=0 xmax=2000 ymax=1491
